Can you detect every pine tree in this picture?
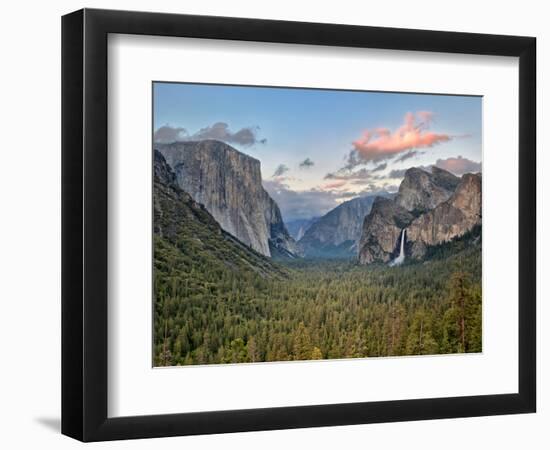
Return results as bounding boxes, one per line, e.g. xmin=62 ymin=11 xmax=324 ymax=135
xmin=449 ymin=272 xmax=469 ymax=352
xmin=292 ymin=322 xmax=312 ymax=360
xmin=247 ymin=336 xmax=260 ymax=362
xmin=310 ymin=346 xmax=323 ymax=360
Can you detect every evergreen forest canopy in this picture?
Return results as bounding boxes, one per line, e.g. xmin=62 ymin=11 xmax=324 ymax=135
xmin=154 ymin=235 xmax=482 ymax=366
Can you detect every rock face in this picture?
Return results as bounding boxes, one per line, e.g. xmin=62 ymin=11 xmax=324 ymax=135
xmin=286 ymin=218 xmax=318 ymax=241
xmin=358 ymin=197 xmax=414 ymax=264
xmin=299 ymin=194 xmax=389 ymax=258
xmin=153 ymin=150 xmax=283 ymax=278
xmin=395 ymin=167 xmax=460 ymax=213
xmin=265 ymin=196 xmax=301 ymax=259
xmin=358 ymin=167 xmax=481 ymax=264
xmin=407 ymin=173 xmax=482 ymax=258
xmin=155 ymin=140 xmax=298 ymax=258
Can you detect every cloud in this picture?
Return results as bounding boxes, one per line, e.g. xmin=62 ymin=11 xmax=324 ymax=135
xmin=346 ymin=111 xmax=452 ymax=166
xmin=153 ymin=126 xmax=188 ymax=144
xmin=263 ymin=178 xmax=398 ymax=221
xmin=153 ymin=122 xmax=266 ymax=146
xmin=388 ymin=169 xmax=407 ymax=179
xmin=323 ymin=165 xmax=393 ymax=192
xmin=263 ymin=179 xmax=342 ymax=221
xmin=387 ymin=156 xmax=480 ymax=180
xmin=342 ymin=151 xmax=361 ymax=171
xmin=365 ymin=183 xmax=398 ymax=195
xmin=394 ymin=150 xmax=422 ymax=163
xmin=272 ymin=164 xmax=290 ymax=177
xmin=372 ymin=162 xmax=387 ymax=172
xmin=192 ymin=122 xmax=264 ymax=146
xmin=299 ymin=158 xmax=315 ymax=169
xmin=433 ymin=156 xmax=481 ymax=175
xmin=381 ymin=183 xmax=400 ymax=193
xmin=416 ymin=110 xmax=434 ymax=123
xmin=350 ymin=179 xmax=375 ymax=186
xmin=325 ymin=167 xmax=383 ymax=182
xmin=322 ymin=180 xmax=347 ymax=189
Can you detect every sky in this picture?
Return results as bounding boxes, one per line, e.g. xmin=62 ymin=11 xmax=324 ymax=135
xmin=153 ymin=82 xmax=482 ymax=222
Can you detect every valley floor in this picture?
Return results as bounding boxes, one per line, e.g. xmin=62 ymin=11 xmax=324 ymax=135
xmin=153 ymin=233 xmax=482 ymax=366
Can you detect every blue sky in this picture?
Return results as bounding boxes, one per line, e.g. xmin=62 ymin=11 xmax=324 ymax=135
xmin=153 ymin=82 xmax=482 ymax=221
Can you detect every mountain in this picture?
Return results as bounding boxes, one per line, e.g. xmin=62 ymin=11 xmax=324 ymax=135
xmin=358 ymin=167 xmax=480 ymax=265
xmin=407 ymin=173 xmax=482 ymax=258
xmin=155 ymin=140 xmax=298 ymax=258
xmin=153 ymin=150 xmax=284 ymax=278
xmin=285 ymin=217 xmax=319 ymax=241
xmin=357 ymin=196 xmax=414 ymax=264
xmin=395 ymin=166 xmax=460 ymax=214
xmin=298 ymin=194 xmax=391 ymax=258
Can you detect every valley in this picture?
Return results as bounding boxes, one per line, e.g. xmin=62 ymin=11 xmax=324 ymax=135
xmin=154 ymin=233 xmax=481 ymax=366
xmin=153 ymin=143 xmax=482 ymax=366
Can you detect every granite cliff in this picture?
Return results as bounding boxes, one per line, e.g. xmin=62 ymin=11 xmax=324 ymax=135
xmin=156 ymin=140 xmax=298 ymax=258
xmin=153 ymin=150 xmax=284 ymax=278
xmin=357 ymin=196 xmax=414 ymax=264
xmin=407 ymin=173 xmax=482 ymax=258
xmin=395 ymin=166 xmax=460 ymax=213
xmin=358 ymin=167 xmax=481 ymax=264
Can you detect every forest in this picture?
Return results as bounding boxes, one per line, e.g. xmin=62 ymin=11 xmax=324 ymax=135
xmin=153 ymin=231 xmax=482 ymax=366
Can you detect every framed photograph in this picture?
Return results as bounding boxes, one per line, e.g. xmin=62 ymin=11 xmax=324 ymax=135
xmin=62 ymin=8 xmax=536 ymax=442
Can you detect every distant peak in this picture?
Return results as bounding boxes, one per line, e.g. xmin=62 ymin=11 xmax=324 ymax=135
xmin=430 ymin=165 xmax=449 ymax=174
xmin=372 ymin=195 xmax=394 ymax=208
xmin=404 ymin=166 xmax=430 ymax=176
xmin=430 ymin=165 xmax=459 ymax=179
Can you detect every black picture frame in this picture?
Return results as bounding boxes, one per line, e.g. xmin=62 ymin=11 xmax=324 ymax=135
xmin=62 ymin=8 xmax=536 ymax=442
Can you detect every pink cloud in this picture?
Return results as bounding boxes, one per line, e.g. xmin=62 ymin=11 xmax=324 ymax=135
xmin=322 ymin=180 xmax=347 ymax=190
xmin=416 ymin=110 xmax=434 ymax=123
xmin=435 ymin=156 xmax=481 ymax=175
xmin=351 ymin=112 xmax=451 ymax=163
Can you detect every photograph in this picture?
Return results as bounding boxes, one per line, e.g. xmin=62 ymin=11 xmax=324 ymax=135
xmin=0 ymin=1 xmax=542 ymax=447
xmin=152 ymin=83 xmax=483 ymax=367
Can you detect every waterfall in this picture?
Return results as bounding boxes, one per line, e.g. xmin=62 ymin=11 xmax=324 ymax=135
xmin=389 ymin=229 xmax=406 ymax=267
xmin=296 ymin=226 xmax=305 ymax=241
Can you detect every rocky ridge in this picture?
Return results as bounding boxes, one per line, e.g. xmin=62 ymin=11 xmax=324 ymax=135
xmin=153 ymin=150 xmax=283 ymax=277
xmin=358 ymin=167 xmax=481 ymax=264
xmin=155 ymin=140 xmax=298 ymax=258
xmin=395 ymin=166 xmax=460 ymax=213
xmin=298 ymin=194 xmax=391 ymax=258
xmin=407 ymin=173 xmax=482 ymax=258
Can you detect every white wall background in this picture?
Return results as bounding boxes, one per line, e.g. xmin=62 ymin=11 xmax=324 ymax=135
xmin=0 ymin=0 xmax=546 ymax=448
